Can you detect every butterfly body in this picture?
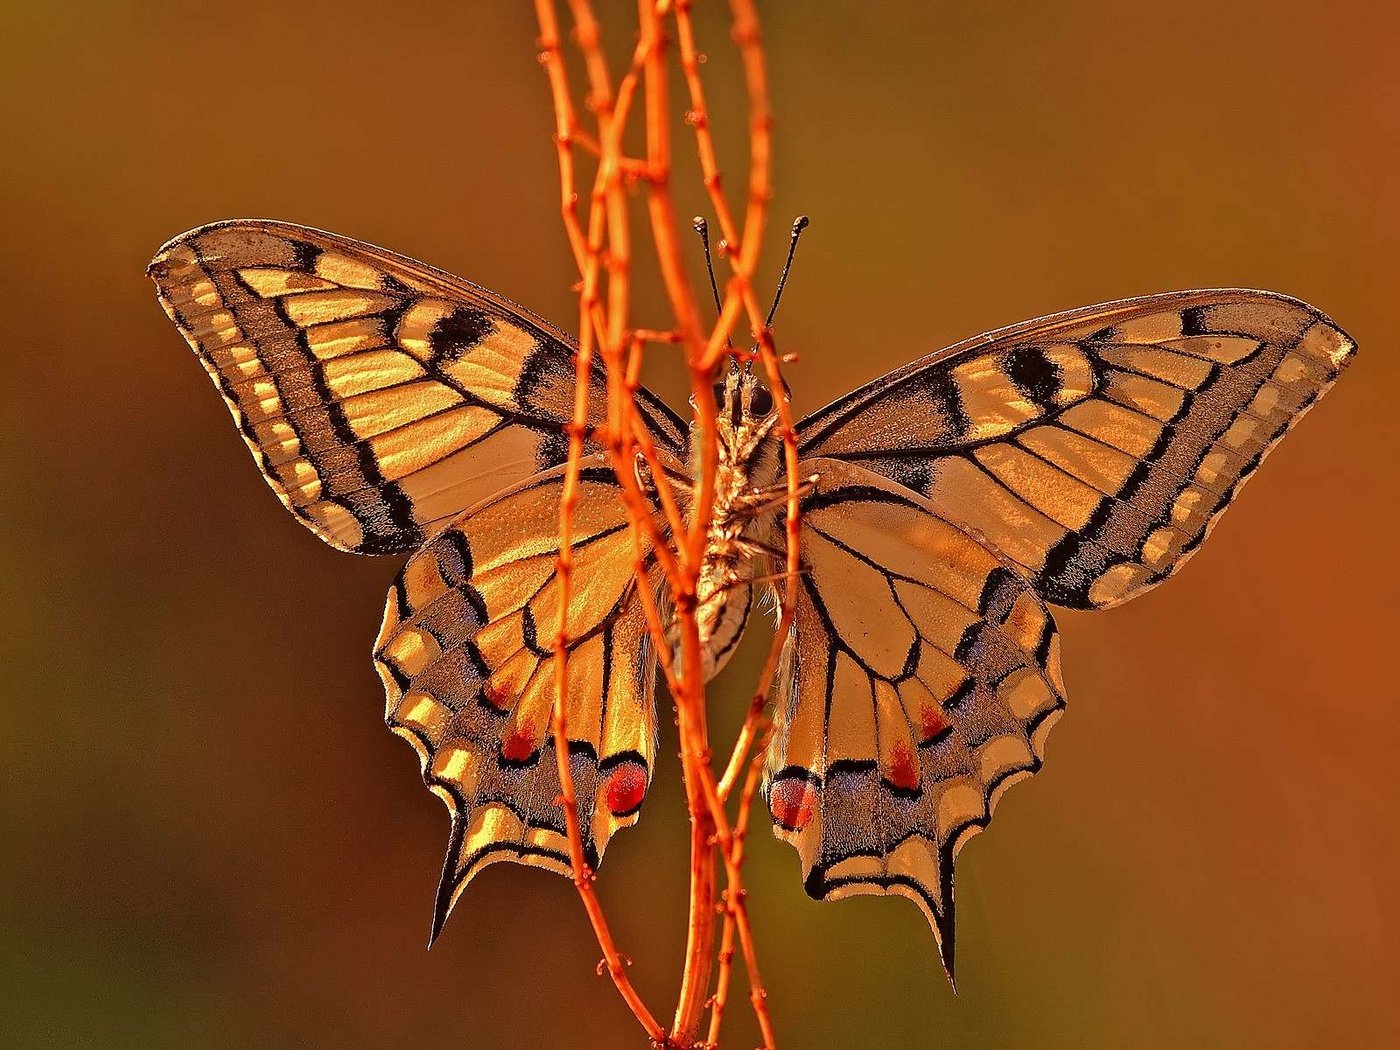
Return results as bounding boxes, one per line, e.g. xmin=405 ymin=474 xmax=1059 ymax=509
xmin=685 ymin=362 xmax=785 ymax=680
xmin=152 ymin=219 xmax=1354 ymax=976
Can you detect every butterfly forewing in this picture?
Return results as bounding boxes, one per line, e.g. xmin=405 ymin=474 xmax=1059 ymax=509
xmin=765 ymin=459 xmax=1066 ymax=978
xmin=149 ymin=219 xmax=685 ymax=554
xmin=374 ymin=457 xmax=669 ymax=940
xmin=797 ymin=290 xmax=1355 ymax=608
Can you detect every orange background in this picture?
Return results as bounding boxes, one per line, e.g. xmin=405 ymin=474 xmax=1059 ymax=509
xmin=4 ymin=2 xmax=1397 ymax=1047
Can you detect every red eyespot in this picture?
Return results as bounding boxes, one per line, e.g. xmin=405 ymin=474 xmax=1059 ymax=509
xmin=501 ymin=722 xmax=537 ymax=763
xmin=769 ymin=778 xmax=816 ymax=831
xmin=919 ymin=704 xmax=950 ymax=744
xmin=604 ymin=764 xmax=648 ymax=816
xmin=481 ymin=680 xmax=512 ymax=712
xmin=887 ymin=742 xmax=919 ymax=792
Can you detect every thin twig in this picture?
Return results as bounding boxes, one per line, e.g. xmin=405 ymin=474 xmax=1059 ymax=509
xmin=536 ymin=3 xmax=790 ymax=1046
xmin=669 ymin=5 xmax=787 ymax=1045
xmin=706 ymin=732 xmax=771 ymax=1047
xmin=536 ymin=3 xmax=665 ymax=1042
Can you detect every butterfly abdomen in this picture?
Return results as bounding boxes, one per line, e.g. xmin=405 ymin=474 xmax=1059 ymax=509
xmin=696 ymin=569 xmax=754 ymax=681
xmin=675 ymin=364 xmax=788 ymax=680
xmin=689 ymin=501 xmax=762 ymax=681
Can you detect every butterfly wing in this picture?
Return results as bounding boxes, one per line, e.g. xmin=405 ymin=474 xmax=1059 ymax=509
xmin=765 ymin=459 xmax=1065 ymax=979
xmin=149 ymin=219 xmax=685 ymax=554
xmin=373 ymin=457 xmax=669 ymax=941
xmin=797 ymin=290 xmax=1355 ymax=607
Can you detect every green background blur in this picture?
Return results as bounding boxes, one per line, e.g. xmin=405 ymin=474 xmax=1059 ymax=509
xmin=4 ymin=2 xmax=1397 ymax=1047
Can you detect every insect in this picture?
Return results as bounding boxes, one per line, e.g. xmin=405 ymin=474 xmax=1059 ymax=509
xmin=150 ymin=218 xmax=1354 ymax=978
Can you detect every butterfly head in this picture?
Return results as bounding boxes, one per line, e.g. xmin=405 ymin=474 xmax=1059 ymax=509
xmin=689 ymin=358 xmax=788 ymax=489
xmin=688 ymin=212 xmax=807 ymax=442
xmin=708 ymin=356 xmax=780 ymax=427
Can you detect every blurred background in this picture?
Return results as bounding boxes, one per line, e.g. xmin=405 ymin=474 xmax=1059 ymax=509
xmin=4 ymin=2 xmax=1397 ymax=1047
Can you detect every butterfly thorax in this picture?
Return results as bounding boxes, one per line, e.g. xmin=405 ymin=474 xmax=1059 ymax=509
xmin=683 ymin=365 xmax=783 ymax=681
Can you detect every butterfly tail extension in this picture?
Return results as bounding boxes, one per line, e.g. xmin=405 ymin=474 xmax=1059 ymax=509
xmin=371 ymin=461 xmax=665 ymax=942
xmin=763 ymin=459 xmax=1067 ymax=983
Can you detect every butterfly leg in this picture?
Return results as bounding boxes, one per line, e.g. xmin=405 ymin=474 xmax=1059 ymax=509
xmin=738 ymin=472 xmax=821 ymax=516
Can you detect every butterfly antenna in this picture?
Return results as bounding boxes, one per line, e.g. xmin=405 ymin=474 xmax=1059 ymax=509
xmin=692 ymin=216 xmax=726 ymax=318
xmin=693 ymin=216 xmax=733 ymax=360
xmin=764 ymin=214 xmax=810 ymax=328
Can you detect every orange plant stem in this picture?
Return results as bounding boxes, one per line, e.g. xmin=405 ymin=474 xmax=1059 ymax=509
xmin=539 ymin=2 xmax=794 ymax=1046
xmin=674 ymin=0 xmax=799 ymax=810
xmin=560 ymin=6 xmax=730 ymax=1045
xmin=706 ymin=734 xmax=770 ymax=1047
xmin=685 ymin=713 xmax=777 ymax=1049
xmin=536 ymin=3 xmax=667 ymax=1043
xmin=668 ymin=6 xmax=788 ymax=1046
xmin=626 ymin=6 xmax=728 ymax=1045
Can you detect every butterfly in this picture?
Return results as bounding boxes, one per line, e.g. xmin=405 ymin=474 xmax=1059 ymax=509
xmin=150 ymin=218 xmax=1355 ymax=978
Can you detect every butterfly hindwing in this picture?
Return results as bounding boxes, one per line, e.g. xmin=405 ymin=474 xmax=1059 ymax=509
xmin=373 ymin=458 xmax=667 ymax=940
xmin=765 ymin=459 xmax=1066 ymax=978
xmin=149 ymin=219 xmax=685 ymax=554
xmin=797 ymin=290 xmax=1355 ymax=608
